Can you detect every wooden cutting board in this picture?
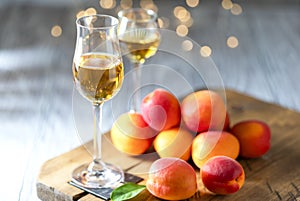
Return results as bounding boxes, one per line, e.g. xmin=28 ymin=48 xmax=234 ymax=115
xmin=36 ymin=89 xmax=300 ymax=201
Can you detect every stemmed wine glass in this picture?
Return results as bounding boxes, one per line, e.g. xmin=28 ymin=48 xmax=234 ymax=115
xmin=118 ymin=8 xmax=160 ymax=112
xmin=72 ymin=14 xmax=124 ymax=188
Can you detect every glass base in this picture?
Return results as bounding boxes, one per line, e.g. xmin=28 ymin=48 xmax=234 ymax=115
xmin=71 ymin=161 xmax=124 ymax=188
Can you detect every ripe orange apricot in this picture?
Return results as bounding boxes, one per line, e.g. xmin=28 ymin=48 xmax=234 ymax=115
xmin=110 ymin=112 xmax=156 ymax=155
xmin=192 ymin=131 xmax=240 ymax=168
xmin=141 ymin=88 xmax=181 ymax=131
xmin=231 ymin=120 xmax=271 ymax=158
xmin=201 ymin=156 xmax=245 ymax=195
xmin=153 ymin=127 xmax=194 ymax=161
xmin=146 ymin=158 xmax=197 ymax=200
xmin=181 ymin=90 xmax=227 ymax=133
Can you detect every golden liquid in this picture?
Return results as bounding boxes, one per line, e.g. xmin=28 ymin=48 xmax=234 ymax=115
xmin=119 ymin=31 xmax=160 ymax=64
xmin=73 ymin=53 xmax=124 ymax=103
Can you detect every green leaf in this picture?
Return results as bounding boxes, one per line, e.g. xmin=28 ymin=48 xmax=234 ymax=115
xmin=110 ymin=183 xmax=146 ymax=201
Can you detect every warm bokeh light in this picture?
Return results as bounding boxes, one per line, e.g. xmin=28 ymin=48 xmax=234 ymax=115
xmin=231 ymin=3 xmax=243 ymax=15
xmin=144 ymin=4 xmax=158 ymax=13
xmin=158 ymin=17 xmax=170 ymax=28
xmin=76 ymin=8 xmax=97 ymax=19
xmin=51 ymin=25 xmax=62 ymax=37
xmin=222 ymin=0 xmax=233 ymax=10
xmin=174 ymin=6 xmax=185 ymax=18
xmin=76 ymin=10 xmax=85 ymax=19
xmin=200 ymin=46 xmax=212 ymax=57
xmin=174 ymin=6 xmax=192 ymax=25
xmin=158 ymin=18 xmax=163 ymax=28
xmin=140 ymin=0 xmax=158 ymax=12
xmin=85 ymin=7 xmax=97 ymax=15
xmin=174 ymin=6 xmax=193 ymax=28
xmin=184 ymin=17 xmax=194 ymax=27
xmin=186 ymin=0 xmax=199 ymax=8
xmin=99 ymin=0 xmax=116 ymax=9
xmin=177 ymin=9 xmax=188 ymax=19
xmin=182 ymin=40 xmax=193 ymax=51
xmin=140 ymin=0 xmax=152 ymax=7
xmin=227 ymin=36 xmax=239 ymax=48
xmin=176 ymin=25 xmax=188 ymax=37
xmin=180 ymin=11 xmax=191 ymax=23
xmin=120 ymin=0 xmax=132 ymax=9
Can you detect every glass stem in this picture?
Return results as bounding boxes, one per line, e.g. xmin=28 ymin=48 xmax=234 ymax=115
xmin=93 ymin=102 xmax=104 ymax=165
xmin=131 ymin=62 xmax=141 ymax=113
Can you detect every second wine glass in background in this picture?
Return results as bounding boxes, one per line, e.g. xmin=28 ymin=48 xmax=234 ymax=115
xmin=118 ymin=8 xmax=160 ymax=112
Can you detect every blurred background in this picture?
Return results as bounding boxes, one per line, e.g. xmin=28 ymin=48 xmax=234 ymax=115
xmin=0 ymin=0 xmax=299 ymax=200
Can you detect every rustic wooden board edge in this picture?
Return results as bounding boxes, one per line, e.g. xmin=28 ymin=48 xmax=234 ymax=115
xmin=36 ymin=145 xmax=91 ymax=201
xmin=36 ymin=182 xmax=75 ymax=201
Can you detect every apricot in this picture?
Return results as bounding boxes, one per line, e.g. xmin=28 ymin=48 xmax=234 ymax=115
xmin=153 ymin=127 xmax=193 ymax=161
xmin=181 ymin=90 xmax=227 ymax=133
xmin=110 ymin=112 xmax=156 ymax=155
xmin=231 ymin=120 xmax=271 ymax=158
xmin=192 ymin=131 xmax=240 ymax=168
xmin=146 ymin=157 xmax=197 ymax=200
xmin=141 ymin=88 xmax=181 ymax=131
xmin=201 ymin=156 xmax=245 ymax=195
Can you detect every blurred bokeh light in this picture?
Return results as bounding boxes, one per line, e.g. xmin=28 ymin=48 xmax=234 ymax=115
xmin=120 ymin=0 xmax=132 ymax=9
xmin=176 ymin=24 xmax=189 ymax=37
xmin=227 ymin=36 xmax=239 ymax=48
xmin=222 ymin=0 xmax=233 ymax=10
xmin=182 ymin=40 xmax=193 ymax=51
xmin=85 ymin=7 xmax=97 ymax=15
xmin=99 ymin=0 xmax=116 ymax=9
xmin=51 ymin=25 xmax=62 ymax=37
xmin=231 ymin=3 xmax=243 ymax=15
xmin=73 ymin=0 xmax=242 ymax=51
xmin=200 ymin=46 xmax=212 ymax=57
xmin=186 ymin=0 xmax=199 ymax=8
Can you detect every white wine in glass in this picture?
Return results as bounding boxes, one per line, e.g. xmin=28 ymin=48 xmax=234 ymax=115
xmin=73 ymin=53 xmax=123 ymax=102
xmin=72 ymin=14 xmax=124 ymax=188
xmin=119 ymin=28 xmax=160 ymax=64
xmin=118 ymin=8 xmax=160 ymax=112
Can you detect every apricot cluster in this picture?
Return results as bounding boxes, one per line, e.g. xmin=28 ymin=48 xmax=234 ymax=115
xmin=110 ymin=88 xmax=271 ymax=199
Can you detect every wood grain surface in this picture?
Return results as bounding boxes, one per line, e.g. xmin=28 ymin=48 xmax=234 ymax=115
xmin=36 ymin=90 xmax=300 ymax=201
xmin=0 ymin=0 xmax=299 ymax=200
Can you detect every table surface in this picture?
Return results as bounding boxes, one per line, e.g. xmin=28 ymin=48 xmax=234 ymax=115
xmin=0 ymin=0 xmax=299 ymax=201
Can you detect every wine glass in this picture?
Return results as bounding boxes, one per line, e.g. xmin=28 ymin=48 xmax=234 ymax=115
xmin=118 ymin=8 xmax=160 ymax=112
xmin=72 ymin=14 xmax=124 ymax=188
